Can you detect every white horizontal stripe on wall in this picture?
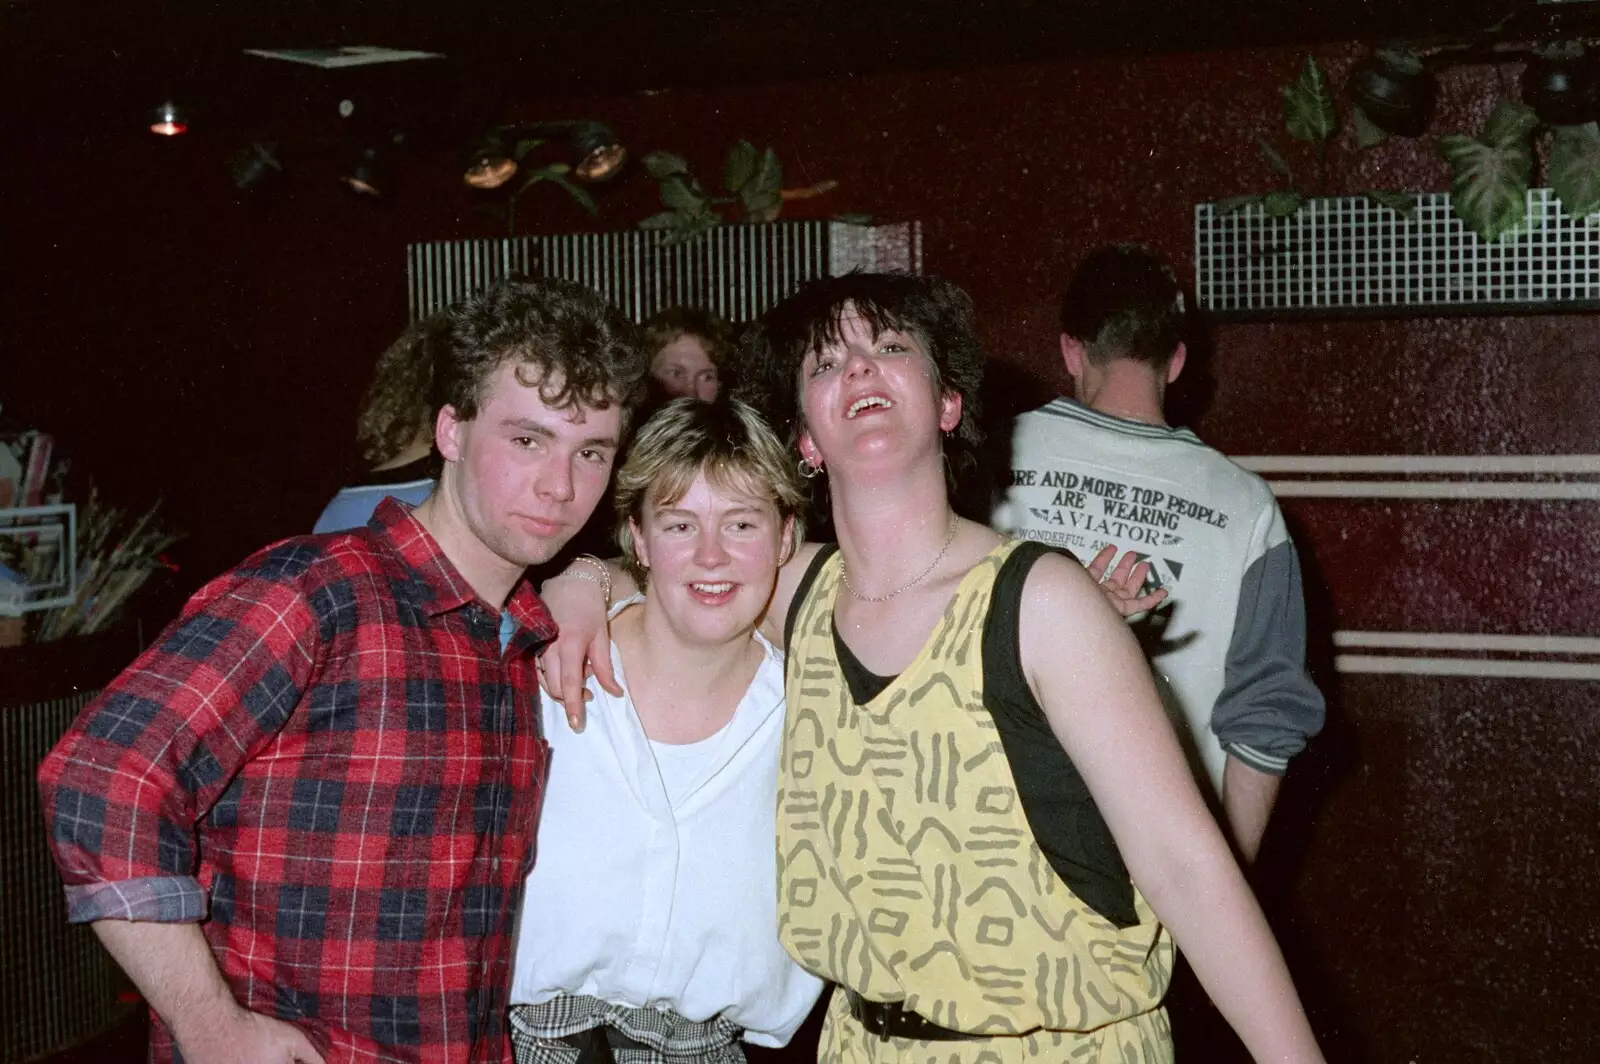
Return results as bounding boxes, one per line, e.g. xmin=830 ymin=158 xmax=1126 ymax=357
xmin=1334 ymin=632 xmax=1600 ymax=655
xmin=1234 ymin=455 xmax=1600 ymax=475
xmin=1267 ymin=480 xmax=1600 ymax=500
xmin=1335 ymin=655 xmax=1600 ymax=681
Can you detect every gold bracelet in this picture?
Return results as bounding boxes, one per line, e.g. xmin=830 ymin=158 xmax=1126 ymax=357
xmin=557 ymin=555 xmax=612 ymax=606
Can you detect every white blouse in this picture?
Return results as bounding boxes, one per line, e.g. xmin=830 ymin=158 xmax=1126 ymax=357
xmin=508 ymin=599 xmax=823 ymax=1047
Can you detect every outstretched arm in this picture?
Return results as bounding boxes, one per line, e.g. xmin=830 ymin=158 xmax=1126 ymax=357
xmin=1020 ymin=555 xmax=1323 ymax=1063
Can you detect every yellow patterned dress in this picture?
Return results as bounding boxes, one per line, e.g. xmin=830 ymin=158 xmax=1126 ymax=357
xmin=778 ymin=541 xmax=1174 ymax=1064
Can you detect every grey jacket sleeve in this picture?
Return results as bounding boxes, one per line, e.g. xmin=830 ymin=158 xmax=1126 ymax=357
xmin=1212 ymin=538 xmax=1325 ymax=775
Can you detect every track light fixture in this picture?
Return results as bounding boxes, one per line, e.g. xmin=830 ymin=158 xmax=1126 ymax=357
xmin=462 ymin=120 xmax=626 ymax=187
xmin=1521 ymin=42 xmax=1597 ymax=126
xmin=342 ymin=147 xmax=388 ymax=197
xmin=1348 ymin=47 xmax=1437 ymax=137
xmin=149 ymin=100 xmax=190 ymax=137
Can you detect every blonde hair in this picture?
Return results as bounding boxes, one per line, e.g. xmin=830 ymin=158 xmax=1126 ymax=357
xmin=614 ymin=398 xmax=806 ymax=587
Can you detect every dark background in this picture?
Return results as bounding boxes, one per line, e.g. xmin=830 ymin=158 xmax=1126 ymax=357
xmin=5 ymin=1 xmax=1598 ymax=1060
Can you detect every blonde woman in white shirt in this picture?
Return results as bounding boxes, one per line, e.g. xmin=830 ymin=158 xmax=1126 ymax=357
xmin=508 ymin=397 xmax=823 ymax=1064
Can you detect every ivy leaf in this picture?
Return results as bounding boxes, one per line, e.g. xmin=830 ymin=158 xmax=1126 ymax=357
xmin=1257 ymin=136 xmax=1293 ymax=182
xmin=643 ymin=151 xmax=691 ymax=179
xmin=513 ymin=138 xmax=544 ymax=161
xmin=1262 ymin=189 xmax=1304 ymax=218
xmin=1438 ymin=131 xmax=1532 ymax=242
xmin=1213 ymin=195 xmax=1264 ymax=216
xmin=1480 ymin=99 xmax=1540 ymax=151
xmin=1549 ymin=122 xmax=1600 ymax=220
xmin=639 ymin=210 xmax=681 ymax=230
xmin=1362 ymin=190 xmax=1417 ymax=219
xmin=724 ymin=140 xmax=758 ymax=194
xmin=660 ymin=176 xmax=706 ymax=212
xmin=1282 ymin=56 xmax=1337 ymax=144
xmin=542 ymin=171 xmax=598 ymax=216
xmin=741 ymin=148 xmax=784 ymax=220
xmin=1351 ymin=106 xmax=1388 ymax=150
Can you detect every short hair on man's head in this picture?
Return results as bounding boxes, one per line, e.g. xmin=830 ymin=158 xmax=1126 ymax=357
xmin=357 ymin=312 xmax=451 ymax=466
xmin=643 ymin=306 xmax=736 ymax=367
xmin=438 ymin=275 xmax=648 ymax=428
xmin=733 ymin=272 xmax=983 ymax=482
xmin=614 ymin=398 xmax=806 ymax=588
xmin=1058 ymin=244 xmax=1187 ymax=368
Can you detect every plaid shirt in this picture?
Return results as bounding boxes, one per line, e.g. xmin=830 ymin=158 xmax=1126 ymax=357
xmin=38 ymin=499 xmax=556 ymax=1064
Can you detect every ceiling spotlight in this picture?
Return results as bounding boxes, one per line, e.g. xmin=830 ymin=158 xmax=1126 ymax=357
xmin=1521 ymin=42 xmax=1597 ymax=126
xmin=570 ymin=121 xmax=626 ymax=182
xmin=230 ymin=143 xmax=283 ymax=191
xmin=464 ymin=153 xmax=518 ymax=190
xmin=1348 ymin=47 xmax=1437 ymax=137
xmin=150 ymin=100 xmax=190 ymax=136
xmin=342 ymin=147 xmax=388 ymax=197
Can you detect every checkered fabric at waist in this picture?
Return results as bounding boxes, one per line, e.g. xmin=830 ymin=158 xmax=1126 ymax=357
xmin=509 ymin=994 xmax=745 ymax=1064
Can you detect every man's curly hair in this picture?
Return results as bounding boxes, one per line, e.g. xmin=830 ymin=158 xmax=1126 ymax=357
xmin=356 ymin=312 xmax=451 ymax=466
xmin=732 ymin=272 xmax=984 ymax=488
xmin=438 ymin=275 xmax=649 ymax=428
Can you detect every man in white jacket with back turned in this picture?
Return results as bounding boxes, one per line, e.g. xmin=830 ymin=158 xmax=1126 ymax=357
xmin=991 ymin=243 xmax=1324 ymax=864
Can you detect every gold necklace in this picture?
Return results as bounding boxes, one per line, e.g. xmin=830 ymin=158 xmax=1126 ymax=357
xmin=841 ymin=516 xmax=960 ymax=603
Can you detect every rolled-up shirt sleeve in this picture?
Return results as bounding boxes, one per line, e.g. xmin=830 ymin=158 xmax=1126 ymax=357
xmin=38 ymin=561 xmax=320 ymax=923
xmin=1212 ymin=523 xmax=1325 ymax=777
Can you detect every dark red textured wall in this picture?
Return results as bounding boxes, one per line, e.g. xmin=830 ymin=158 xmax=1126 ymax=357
xmin=6 ymin=39 xmax=1596 ymax=1060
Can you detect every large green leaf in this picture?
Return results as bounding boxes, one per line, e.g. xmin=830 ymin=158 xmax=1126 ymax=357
xmin=740 ymin=148 xmax=784 ymax=221
xmin=639 ymin=211 xmax=680 ymax=230
xmin=542 ymin=171 xmax=598 ymax=216
xmin=1262 ymin=189 xmax=1304 ymax=218
xmin=1213 ymin=195 xmax=1264 ymax=216
xmin=513 ymin=138 xmax=545 ymax=161
xmin=1257 ymin=136 xmax=1293 ymax=182
xmin=1438 ymin=131 xmax=1532 ymax=242
xmin=1479 ymin=99 xmax=1540 ymax=151
xmin=660 ymin=176 xmax=706 ymax=212
xmin=1351 ymin=106 xmax=1388 ymax=150
xmin=643 ymin=151 xmax=690 ymax=179
xmin=1282 ymin=56 xmax=1337 ymax=144
xmin=1362 ymin=190 xmax=1418 ymax=220
xmin=724 ymin=140 xmax=758 ymax=193
xmin=1549 ymin=122 xmax=1600 ymax=220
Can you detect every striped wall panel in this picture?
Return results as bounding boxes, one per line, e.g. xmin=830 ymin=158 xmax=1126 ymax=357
xmin=2 ymin=688 xmax=133 ymax=1062
xmin=405 ymin=221 xmax=923 ymax=323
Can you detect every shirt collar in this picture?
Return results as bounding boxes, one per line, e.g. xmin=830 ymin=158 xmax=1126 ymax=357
xmin=368 ymin=497 xmax=559 ymax=653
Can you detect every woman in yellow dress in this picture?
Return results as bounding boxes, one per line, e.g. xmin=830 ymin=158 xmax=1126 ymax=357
xmin=544 ymin=273 xmax=1324 ymax=1064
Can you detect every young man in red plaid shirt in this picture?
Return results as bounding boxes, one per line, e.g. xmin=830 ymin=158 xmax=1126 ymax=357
xmin=38 ymin=276 xmax=647 ymax=1064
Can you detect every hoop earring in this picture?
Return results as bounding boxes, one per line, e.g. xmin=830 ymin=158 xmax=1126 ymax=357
xmin=798 ymin=458 xmax=823 ymax=480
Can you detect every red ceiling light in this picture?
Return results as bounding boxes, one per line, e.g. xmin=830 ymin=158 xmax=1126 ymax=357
xmin=149 ymin=101 xmax=189 ymax=136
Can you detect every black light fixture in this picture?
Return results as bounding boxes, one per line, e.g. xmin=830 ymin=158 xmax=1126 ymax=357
xmin=342 ymin=147 xmax=388 ymax=197
xmin=230 ymin=143 xmax=283 ymax=191
xmin=461 ymin=120 xmax=626 ymax=187
xmin=149 ymin=100 xmax=190 ymax=137
xmin=1348 ymin=47 xmax=1437 ymax=137
xmin=569 ymin=121 xmax=626 ymax=182
xmin=1521 ymin=42 xmax=1597 ymax=126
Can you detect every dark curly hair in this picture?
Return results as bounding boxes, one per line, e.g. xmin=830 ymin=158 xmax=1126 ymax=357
xmin=642 ymin=306 xmax=736 ymax=367
xmin=1059 ymin=244 xmax=1187 ymax=368
xmin=356 ymin=312 xmax=451 ymax=466
xmin=438 ymin=275 xmax=649 ymax=428
xmin=732 ymin=272 xmax=984 ymax=490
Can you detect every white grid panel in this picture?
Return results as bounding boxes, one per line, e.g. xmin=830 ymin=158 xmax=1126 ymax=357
xmin=1194 ymin=189 xmax=1600 ymax=315
xmin=407 ymin=221 xmax=922 ymax=323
